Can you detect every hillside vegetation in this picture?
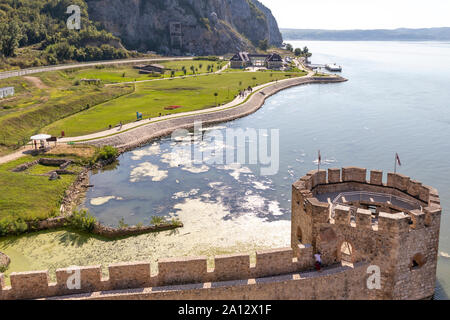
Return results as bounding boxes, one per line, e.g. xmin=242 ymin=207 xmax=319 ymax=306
xmin=0 ymin=0 xmax=133 ymax=71
xmin=0 ymin=71 xmax=133 ymax=151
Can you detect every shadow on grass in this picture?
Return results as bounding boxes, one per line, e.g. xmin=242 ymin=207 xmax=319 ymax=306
xmin=0 ymin=223 xmax=183 ymax=249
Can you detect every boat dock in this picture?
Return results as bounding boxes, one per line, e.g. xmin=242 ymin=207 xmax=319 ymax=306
xmin=306 ymin=63 xmax=343 ymax=72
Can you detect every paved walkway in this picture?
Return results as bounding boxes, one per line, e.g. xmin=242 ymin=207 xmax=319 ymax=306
xmin=0 ymin=145 xmax=34 ymax=165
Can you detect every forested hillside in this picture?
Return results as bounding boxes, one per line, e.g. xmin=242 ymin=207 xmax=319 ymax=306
xmin=0 ymin=0 xmax=132 ymax=70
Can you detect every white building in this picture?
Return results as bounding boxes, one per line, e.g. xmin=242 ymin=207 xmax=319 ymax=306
xmin=0 ymin=87 xmax=14 ymax=99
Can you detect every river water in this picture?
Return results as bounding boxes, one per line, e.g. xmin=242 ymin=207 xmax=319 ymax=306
xmin=1 ymin=41 xmax=449 ymax=299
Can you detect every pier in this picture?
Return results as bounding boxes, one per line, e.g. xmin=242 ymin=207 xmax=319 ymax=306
xmin=306 ymin=63 xmax=343 ymax=72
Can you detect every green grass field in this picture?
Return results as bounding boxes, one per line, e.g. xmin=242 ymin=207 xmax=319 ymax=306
xmin=43 ymin=70 xmax=307 ymax=137
xmin=0 ymin=157 xmax=77 ymax=222
xmin=0 ymin=145 xmax=98 ymax=226
xmin=69 ymin=60 xmax=226 ymax=84
xmin=0 ymin=72 xmax=133 ymax=155
xmin=0 ymin=59 xmax=305 ymax=153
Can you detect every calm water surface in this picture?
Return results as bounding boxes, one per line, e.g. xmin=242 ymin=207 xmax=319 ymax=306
xmin=2 ymin=41 xmax=450 ymax=298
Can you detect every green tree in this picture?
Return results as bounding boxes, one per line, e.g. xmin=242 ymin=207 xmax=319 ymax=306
xmin=303 ymin=46 xmax=309 ymax=56
xmin=258 ymin=39 xmax=269 ymax=51
xmin=286 ymin=43 xmax=293 ymax=52
xmin=0 ymin=21 xmax=22 ymax=57
xmin=294 ymin=48 xmax=303 ymax=56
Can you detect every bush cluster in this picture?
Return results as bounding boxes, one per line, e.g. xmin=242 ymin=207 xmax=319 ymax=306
xmin=93 ymin=145 xmax=118 ymax=163
xmin=66 ymin=209 xmax=97 ymax=233
xmin=0 ymin=218 xmax=28 ymax=236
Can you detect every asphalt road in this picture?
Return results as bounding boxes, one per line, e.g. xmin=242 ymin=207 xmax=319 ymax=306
xmin=0 ymin=57 xmax=194 ymax=80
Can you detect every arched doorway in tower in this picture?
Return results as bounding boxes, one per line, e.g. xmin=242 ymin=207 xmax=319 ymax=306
xmin=339 ymin=241 xmax=355 ymax=263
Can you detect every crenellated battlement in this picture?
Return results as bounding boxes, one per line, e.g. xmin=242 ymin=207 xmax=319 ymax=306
xmin=0 ymin=247 xmax=317 ymax=300
xmin=292 ymin=167 xmax=441 ymax=235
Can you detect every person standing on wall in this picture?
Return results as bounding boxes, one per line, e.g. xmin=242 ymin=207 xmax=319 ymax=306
xmin=315 ymin=252 xmax=322 ymax=272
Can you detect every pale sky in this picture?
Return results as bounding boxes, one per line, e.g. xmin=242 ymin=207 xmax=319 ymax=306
xmin=258 ymin=0 xmax=450 ymax=30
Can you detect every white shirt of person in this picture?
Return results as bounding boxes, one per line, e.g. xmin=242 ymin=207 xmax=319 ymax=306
xmin=314 ymin=254 xmax=322 ymax=263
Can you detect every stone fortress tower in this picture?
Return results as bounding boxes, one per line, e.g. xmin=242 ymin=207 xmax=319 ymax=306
xmin=0 ymin=167 xmax=442 ymax=300
xmin=292 ymin=167 xmax=442 ymax=300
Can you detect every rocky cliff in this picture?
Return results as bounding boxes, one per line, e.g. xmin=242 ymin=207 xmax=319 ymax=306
xmin=86 ymin=0 xmax=283 ymax=55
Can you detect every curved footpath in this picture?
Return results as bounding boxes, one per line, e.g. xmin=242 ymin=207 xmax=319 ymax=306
xmin=75 ymin=75 xmax=347 ymax=151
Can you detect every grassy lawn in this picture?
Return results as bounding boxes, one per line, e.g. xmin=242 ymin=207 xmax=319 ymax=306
xmin=43 ymin=71 xmax=307 ymax=137
xmin=0 ymin=157 xmax=76 ymax=222
xmin=0 ymin=145 xmax=96 ymax=225
xmin=69 ymin=60 xmax=226 ymax=84
xmin=0 ymin=72 xmax=133 ymax=152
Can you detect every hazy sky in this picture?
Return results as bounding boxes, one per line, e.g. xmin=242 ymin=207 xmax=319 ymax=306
xmin=258 ymin=0 xmax=450 ymax=30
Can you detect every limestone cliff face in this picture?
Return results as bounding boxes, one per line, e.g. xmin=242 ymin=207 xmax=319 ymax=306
xmin=86 ymin=0 xmax=283 ymax=55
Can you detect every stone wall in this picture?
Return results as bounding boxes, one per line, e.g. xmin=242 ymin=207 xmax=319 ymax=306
xmin=1 ymin=246 xmax=319 ymax=300
xmin=0 ymin=247 xmax=371 ymax=300
xmin=291 ymin=167 xmax=441 ymax=300
xmin=53 ymin=262 xmax=371 ymax=300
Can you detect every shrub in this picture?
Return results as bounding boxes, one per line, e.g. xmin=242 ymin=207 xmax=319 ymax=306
xmin=0 ymin=219 xmax=10 ymax=236
xmin=67 ymin=210 xmax=97 ymax=233
xmin=0 ymin=217 xmax=28 ymax=236
xmin=150 ymin=216 xmax=165 ymax=226
xmin=170 ymin=218 xmax=182 ymax=227
xmin=94 ymin=145 xmax=118 ymax=163
xmin=118 ymin=217 xmax=129 ymax=229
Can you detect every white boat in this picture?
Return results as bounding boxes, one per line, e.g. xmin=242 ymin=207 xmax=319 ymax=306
xmin=325 ymin=64 xmax=342 ymax=72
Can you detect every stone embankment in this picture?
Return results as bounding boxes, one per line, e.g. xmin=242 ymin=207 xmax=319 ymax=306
xmin=84 ymin=76 xmax=347 ymax=152
xmin=22 ymin=217 xmax=182 ymax=239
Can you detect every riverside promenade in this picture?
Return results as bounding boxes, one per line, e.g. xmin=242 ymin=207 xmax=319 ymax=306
xmin=65 ymin=74 xmax=347 ymax=152
xmin=0 ymin=63 xmax=346 ymax=164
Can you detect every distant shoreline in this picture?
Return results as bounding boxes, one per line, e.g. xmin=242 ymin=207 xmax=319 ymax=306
xmin=281 ymin=27 xmax=450 ymax=41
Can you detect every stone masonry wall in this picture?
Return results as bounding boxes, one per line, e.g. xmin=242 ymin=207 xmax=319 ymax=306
xmin=0 ymin=247 xmax=318 ymax=300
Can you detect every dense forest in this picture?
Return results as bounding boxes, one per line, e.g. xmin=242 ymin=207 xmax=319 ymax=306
xmin=0 ymin=0 xmax=134 ymax=70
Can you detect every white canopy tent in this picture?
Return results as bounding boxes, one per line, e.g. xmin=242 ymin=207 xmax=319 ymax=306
xmin=30 ymin=134 xmax=52 ymax=150
xmin=30 ymin=134 xmax=51 ymax=141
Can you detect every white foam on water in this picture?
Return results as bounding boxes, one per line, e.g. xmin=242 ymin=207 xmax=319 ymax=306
xmin=242 ymin=194 xmax=266 ymax=211
xmin=252 ymin=181 xmax=271 ymax=190
xmin=167 ymin=198 xmax=290 ymax=249
xmin=268 ymin=200 xmax=285 ymax=216
xmin=172 ymin=189 xmax=200 ymax=200
xmin=90 ymin=196 xmax=123 ymax=206
xmin=217 ymin=163 xmax=252 ymax=181
xmin=181 ymin=164 xmax=210 ymax=174
xmin=129 ymin=162 xmax=168 ymax=182
xmin=130 ymin=143 xmax=161 ymax=160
